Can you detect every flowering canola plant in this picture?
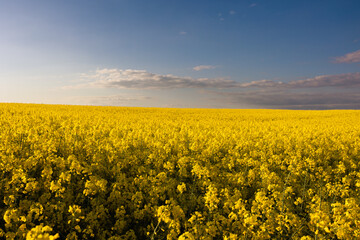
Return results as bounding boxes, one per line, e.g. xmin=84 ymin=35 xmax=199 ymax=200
xmin=0 ymin=103 xmax=360 ymax=239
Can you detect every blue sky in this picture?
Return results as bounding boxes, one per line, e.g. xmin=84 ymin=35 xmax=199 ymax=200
xmin=1 ymin=0 xmax=360 ymax=109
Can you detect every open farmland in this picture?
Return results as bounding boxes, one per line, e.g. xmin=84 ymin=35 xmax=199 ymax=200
xmin=0 ymin=103 xmax=360 ymax=239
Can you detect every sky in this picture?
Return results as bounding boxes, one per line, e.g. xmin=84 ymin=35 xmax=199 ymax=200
xmin=1 ymin=0 xmax=360 ymax=109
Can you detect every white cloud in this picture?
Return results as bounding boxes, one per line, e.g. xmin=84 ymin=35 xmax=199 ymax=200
xmin=193 ymin=65 xmax=216 ymax=71
xmin=249 ymin=3 xmax=257 ymax=7
xmin=179 ymin=31 xmax=187 ymax=35
xmin=229 ymin=10 xmax=236 ymax=15
xmin=67 ymin=68 xmax=238 ymax=90
xmin=335 ymin=49 xmax=360 ymax=63
xmin=239 ymin=79 xmax=285 ymax=88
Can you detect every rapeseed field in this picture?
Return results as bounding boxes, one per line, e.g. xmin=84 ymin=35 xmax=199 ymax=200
xmin=1 ymin=103 xmax=360 ymax=239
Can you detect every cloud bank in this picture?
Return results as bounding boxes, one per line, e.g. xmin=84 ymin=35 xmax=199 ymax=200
xmin=67 ymin=68 xmax=237 ymax=89
xmin=224 ymin=72 xmax=360 ymax=109
xmin=241 ymin=73 xmax=360 ymax=89
xmin=65 ymin=68 xmax=360 ymax=109
xmin=70 ymin=69 xmax=360 ymax=90
xmin=212 ymin=90 xmax=360 ymax=109
xmin=335 ymin=49 xmax=360 ymax=63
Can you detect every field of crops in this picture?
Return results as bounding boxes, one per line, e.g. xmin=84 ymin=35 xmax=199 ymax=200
xmin=0 ymin=103 xmax=360 ymax=239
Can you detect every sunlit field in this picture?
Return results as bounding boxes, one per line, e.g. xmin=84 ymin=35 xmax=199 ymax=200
xmin=1 ymin=103 xmax=360 ymax=239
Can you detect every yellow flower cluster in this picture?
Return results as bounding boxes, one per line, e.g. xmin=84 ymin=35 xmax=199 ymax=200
xmin=0 ymin=103 xmax=360 ymax=239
